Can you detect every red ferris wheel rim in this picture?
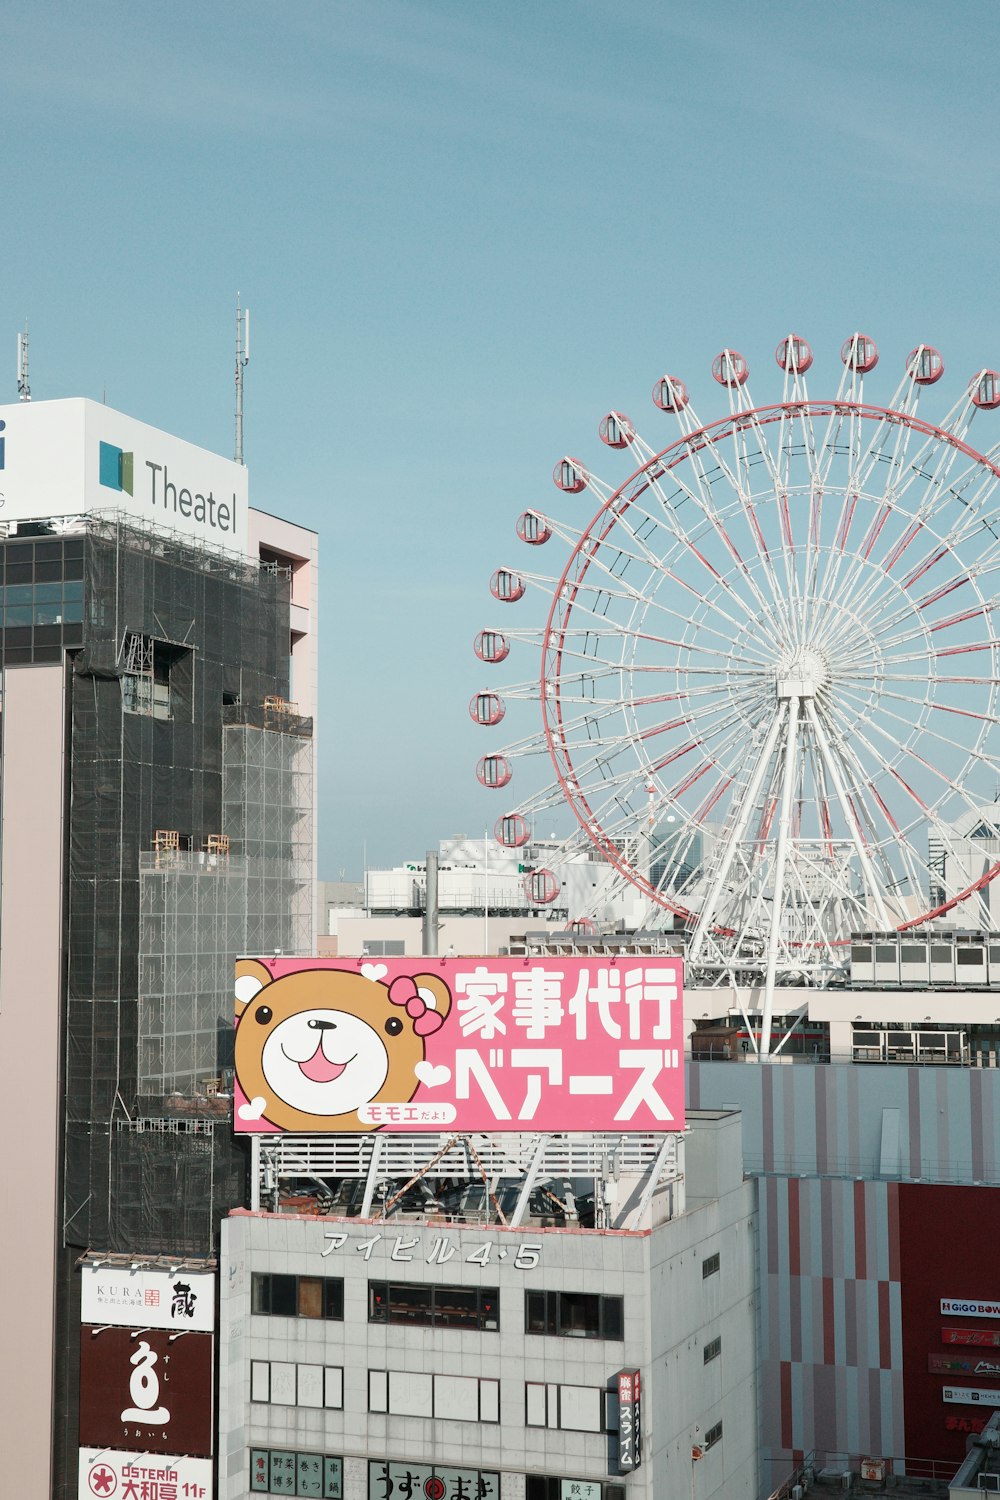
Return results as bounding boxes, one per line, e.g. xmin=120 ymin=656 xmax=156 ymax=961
xmin=537 ymin=398 xmax=1000 ymax=939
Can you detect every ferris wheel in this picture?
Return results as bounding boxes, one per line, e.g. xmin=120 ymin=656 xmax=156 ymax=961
xmin=472 ymin=335 xmax=1000 ymax=1046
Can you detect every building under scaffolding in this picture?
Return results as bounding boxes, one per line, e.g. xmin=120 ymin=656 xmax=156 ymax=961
xmin=0 ymin=483 xmax=316 ymax=1500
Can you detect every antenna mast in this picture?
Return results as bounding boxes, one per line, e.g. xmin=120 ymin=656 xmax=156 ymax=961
xmin=234 ymin=295 xmax=250 ymax=463
xmin=17 ymin=323 xmax=30 ymax=402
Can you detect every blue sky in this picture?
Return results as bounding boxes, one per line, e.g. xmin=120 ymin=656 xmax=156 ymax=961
xmin=1 ymin=1 xmax=995 ymax=876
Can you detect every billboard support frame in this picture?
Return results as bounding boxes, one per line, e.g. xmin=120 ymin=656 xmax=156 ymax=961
xmin=252 ymin=1130 xmax=685 ymax=1231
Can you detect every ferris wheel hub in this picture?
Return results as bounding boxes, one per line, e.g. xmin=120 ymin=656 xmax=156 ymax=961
xmin=775 ymin=646 xmax=829 ymax=700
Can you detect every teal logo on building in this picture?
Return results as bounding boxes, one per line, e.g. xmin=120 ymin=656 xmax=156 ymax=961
xmin=99 ymin=441 xmax=134 ymax=495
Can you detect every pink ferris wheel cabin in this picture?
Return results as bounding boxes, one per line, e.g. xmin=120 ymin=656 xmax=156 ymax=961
xmin=841 ymin=332 xmax=879 ymax=372
xmin=474 ymin=630 xmax=509 ymax=664
xmin=652 ymin=374 xmax=689 ymax=412
xmin=553 ymin=457 xmax=587 ymax=493
xmin=476 ymin=754 xmax=512 ymax=790
xmin=598 ymin=411 xmax=635 ymax=449
xmin=907 ymin=345 xmax=944 ymax=385
xmin=490 ymin=568 xmax=525 ymax=603
xmin=711 ymin=349 xmax=749 ymax=387
xmin=469 ymin=691 xmax=505 ymax=727
xmin=495 ymin=812 xmax=530 ymax=848
xmin=525 ymin=868 xmax=560 ymax=904
xmin=972 ymin=371 xmax=1000 ymax=410
xmin=516 ymin=510 xmax=551 ymax=545
xmin=775 ymin=334 xmax=813 ymax=373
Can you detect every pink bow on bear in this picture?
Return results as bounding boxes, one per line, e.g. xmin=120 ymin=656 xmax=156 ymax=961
xmin=387 ymin=976 xmax=444 ymax=1036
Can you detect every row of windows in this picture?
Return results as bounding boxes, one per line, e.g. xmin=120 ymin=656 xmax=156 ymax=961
xmin=369 ymin=1280 xmax=499 ymax=1330
xmin=368 ymin=1370 xmax=499 ymax=1423
xmin=525 ymin=1290 xmax=623 ymax=1340
xmin=250 ymin=1448 xmax=341 ymax=1496
xmin=250 ymin=1361 xmax=343 ymax=1409
xmin=252 ymin=1274 xmax=344 ymax=1320
xmin=525 ymin=1382 xmax=610 ymax=1433
xmin=252 ymin=1275 xmax=630 ymax=1340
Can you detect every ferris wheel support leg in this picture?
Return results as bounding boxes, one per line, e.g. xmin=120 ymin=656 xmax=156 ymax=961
xmin=804 ymin=699 xmax=892 ymax=931
xmin=759 ymin=696 xmax=801 ymax=1061
xmin=688 ymin=708 xmax=786 ymax=965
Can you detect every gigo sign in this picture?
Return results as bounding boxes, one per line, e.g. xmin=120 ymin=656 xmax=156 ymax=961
xmin=233 ymin=956 xmax=684 ymax=1134
xmin=941 ymin=1298 xmax=1000 ymax=1319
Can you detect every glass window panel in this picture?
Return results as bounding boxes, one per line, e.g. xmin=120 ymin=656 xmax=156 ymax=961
xmin=270 ymin=1362 xmax=296 ymax=1405
xmin=602 ymin=1296 xmax=623 ymax=1339
xmin=525 ymin=1290 xmax=548 ymax=1332
xmin=388 ymin=1283 xmax=434 ymax=1324
xmin=33 ymin=584 xmax=63 ymax=603
xmin=526 ymin=1383 xmax=547 ymax=1426
xmin=324 ymin=1280 xmax=343 ymax=1319
xmin=33 ymin=604 xmax=62 ymax=625
xmin=388 ymin=1370 xmax=433 ymax=1417
xmin=297 ymin=1453 xmax=324 ymax=1498
xmin=558 ymin=1384 xmax=602 ymax=1432
xmin=5 ymin=584 xmax=31 ymax=603
xmin=270 ymin=1274 xmax=297 ymax=1317
xmin=62 ymin=580 xmax=83 ymax=601
xmin=297 ymin=1364 xmax=323 ymax=1408
xmin=434 ymin=1374 xmax=479 ymax=1422
xmin=250 ymin=1450 xmax=270 ymax=1492
xmin=323 ymin=1458 xmax=343 ymax=1499
xmin=558 ymin=1292 xmax=601 ymax=1337
xmin=368 ymin=1371 xmax=388 ymax=1413
xmin=4 ymin=606 xmax=32 ymax=625
xmin=61 ymin=600 xmax=83 ymax=623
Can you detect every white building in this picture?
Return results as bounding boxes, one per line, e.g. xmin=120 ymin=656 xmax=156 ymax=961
xmin=218 ymin=1112 xmax=759 ymax=1500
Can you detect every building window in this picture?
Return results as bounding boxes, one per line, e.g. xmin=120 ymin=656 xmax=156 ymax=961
xmin=525 ymin=1383 xmax=611 ymax=1433
xmin=250 ymin=1362 xmax=343 ymax=1409
xmin=702 ymin=1253 xmax=720 ymax=1279
xmin=249 ymin=1448 xmax=342 ymax=1495
xmin=368 ymin=1370 xmax=499 ymax=1422
xmin=251 ymin=1273 xmax=343 ymax=1320
xmin=704 ymin=1421 xmax=723 ymax=1449
xmin=703 ymin=1337 xmax=722 ymax=1363
xmin=525 ymin=1289 xmax=623 ymax=1339
xmin=368 ymin=1281 xmax=498 ymax=1330
xmin=361 ymin=940 xmax=406 ymax=957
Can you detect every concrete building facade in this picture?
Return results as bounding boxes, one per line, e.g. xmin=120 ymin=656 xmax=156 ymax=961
xmin=218 ymin=1113 xmax=759 ymax=1500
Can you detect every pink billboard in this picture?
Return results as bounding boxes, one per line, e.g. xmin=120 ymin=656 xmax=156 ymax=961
xmin=233 ymin=956 xmax=684 ymax=1134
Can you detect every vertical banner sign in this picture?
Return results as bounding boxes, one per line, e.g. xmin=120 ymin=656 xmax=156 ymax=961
xmin=617 ymin=1369 xmax=642 ymax=1471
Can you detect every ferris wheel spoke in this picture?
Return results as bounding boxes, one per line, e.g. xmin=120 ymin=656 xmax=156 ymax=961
xmin=832 ymin=684 xmax=996 ymax=818
xmin=644 ymin=432 xmax=800 ymax=640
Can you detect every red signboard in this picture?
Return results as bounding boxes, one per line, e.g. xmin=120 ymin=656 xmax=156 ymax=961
xmin=79 ymin=1326 xmax=214 ymax=1456
xmin=943 ymin=1327 xmax=1000 ymax=1348
xmin=233 ymin=957 xmax=684 ymax=1135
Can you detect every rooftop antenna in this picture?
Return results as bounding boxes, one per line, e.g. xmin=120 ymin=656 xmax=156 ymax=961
xmin=234 ymin=294 xmax=250 ymax=464
xmin=17 ymin=323 xmax=30 ymax=402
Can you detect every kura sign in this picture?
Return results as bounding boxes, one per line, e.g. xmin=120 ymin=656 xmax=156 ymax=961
xmin=233 ymin=955 xmax=684 ymax=1134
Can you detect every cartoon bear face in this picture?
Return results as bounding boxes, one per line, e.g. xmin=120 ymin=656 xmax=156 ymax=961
xmin=234 ymin=961 xmax=452 ymax=1132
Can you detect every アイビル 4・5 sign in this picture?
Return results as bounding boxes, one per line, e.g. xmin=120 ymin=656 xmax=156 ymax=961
xmin=232 ymin=956 xmax=684 ymax=1135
